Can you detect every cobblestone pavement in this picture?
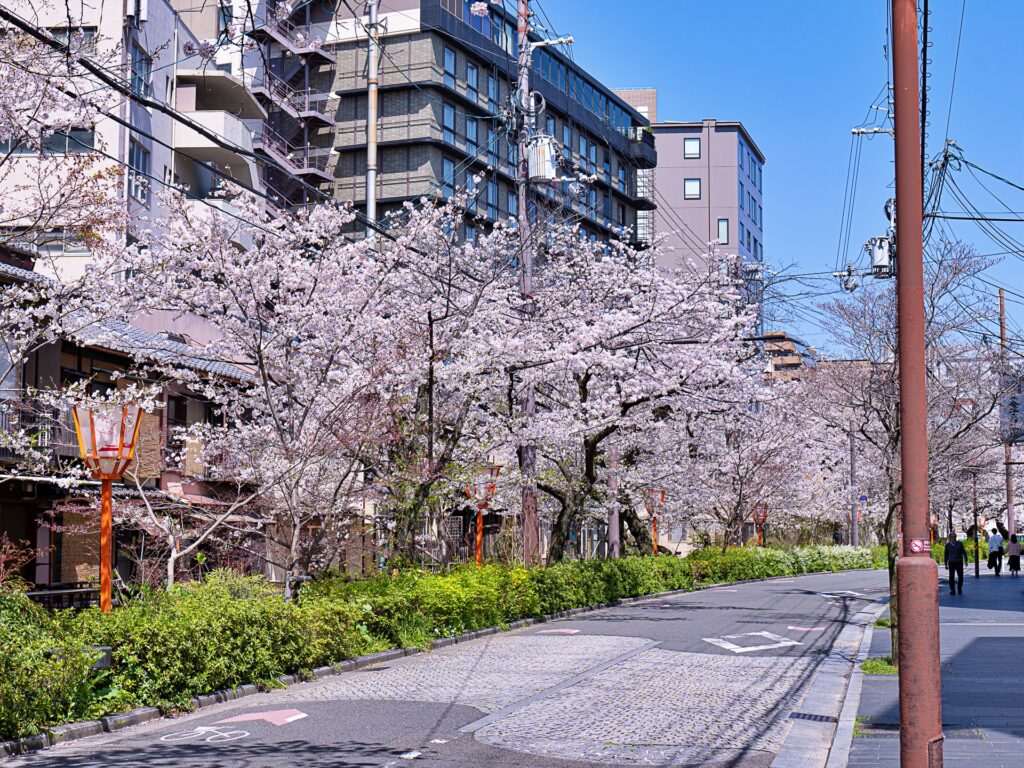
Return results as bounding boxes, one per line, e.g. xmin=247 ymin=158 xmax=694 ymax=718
xmin=474 ymin=648 xmax=818 ymax=765
xmin=8 ymin=570 xmax=888 ymax=768
xmin=279 ymin=634 xmax=653 ymax=713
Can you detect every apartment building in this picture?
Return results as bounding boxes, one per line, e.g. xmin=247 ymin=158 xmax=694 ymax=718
xmin=324 ymin=0 xmax=655 ymax=242
xmin=2 ymin=0 xmax=263 ymax=278
xmin=763 ymin=331 xmax=817 ymax=381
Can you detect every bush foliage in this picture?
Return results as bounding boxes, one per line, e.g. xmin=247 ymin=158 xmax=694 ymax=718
xmin=1 ymin=545 xmax=876 ymax=740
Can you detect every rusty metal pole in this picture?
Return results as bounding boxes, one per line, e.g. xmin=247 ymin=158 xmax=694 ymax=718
xmin=892 ymin=1 xmax=943 ymax=765
xmin=652 ymin=516 xmax=658 ymax=554
xmin=100 ymin=478 xmax=113 ymax=613
xmin=1001 ymin=289 xmax=1016 ymax=537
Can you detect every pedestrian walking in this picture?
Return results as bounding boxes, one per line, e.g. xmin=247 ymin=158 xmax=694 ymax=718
xmin=987 ymin=529 xmax=1004 ymax=576
xmin=943 ymin=532 xmax=969 ymax=595
xmin=1007 ymin=534 xmax=1021 ymax=576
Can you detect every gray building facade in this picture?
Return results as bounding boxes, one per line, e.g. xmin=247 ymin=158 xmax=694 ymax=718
xmin=326 ymin=0 xmax=655 ymax=241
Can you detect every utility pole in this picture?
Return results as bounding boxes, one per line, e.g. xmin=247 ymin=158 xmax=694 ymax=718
xmin=1001 ymin=288 xmax=1016 ymax=537
xmin=973 ymin=469 xmax=980 ymax=579
xmin=608 ymin=448 xmax=621 ymax=558
xmin=849 ymin=422 xmax=859 ymax=547
xmin=364 ymin=0 xmax=380 ymax=238
xmin=516 ymin=0 xmax=539 ymax=566
xmin=891 ymin=2 xmax=943 ymax=766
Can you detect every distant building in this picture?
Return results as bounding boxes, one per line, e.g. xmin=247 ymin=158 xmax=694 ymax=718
xmin=763 ymin=331 xmax=817 ymax=381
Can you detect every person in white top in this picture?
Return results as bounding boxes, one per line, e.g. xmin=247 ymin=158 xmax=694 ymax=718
xmin=988 ymin=530 xmax=1004 ymax=576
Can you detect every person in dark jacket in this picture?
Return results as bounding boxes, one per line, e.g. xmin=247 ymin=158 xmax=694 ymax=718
xmin=943 ymin=532 xmax=969 ymax=595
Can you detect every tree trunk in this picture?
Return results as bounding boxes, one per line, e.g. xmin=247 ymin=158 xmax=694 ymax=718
xmin=882 ymin=495 xmax=900 ymax=666
xmin=547 ymin=501 xmax=573 ymax=562
xmin=621 ymin=504 xmax=654 ymax=555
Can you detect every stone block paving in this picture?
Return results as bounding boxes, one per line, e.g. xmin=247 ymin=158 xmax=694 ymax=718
xmin=475 ymin=648 xmax=817 ymax=766
xmin=279 ymin=634 xmax=652 ymax=714
xmin=848 ymin=570 xmax=1024 ymax=767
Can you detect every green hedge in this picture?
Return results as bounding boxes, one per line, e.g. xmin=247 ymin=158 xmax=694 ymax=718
xmin=1 ymin=546 xmax=877 ymax=741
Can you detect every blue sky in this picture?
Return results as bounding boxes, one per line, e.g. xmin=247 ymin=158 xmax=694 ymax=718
xmin=537 ymin=0 xmax=1024 ymax=352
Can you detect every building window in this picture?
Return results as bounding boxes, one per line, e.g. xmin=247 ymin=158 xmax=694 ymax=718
xmin=684 ymin=137 xmax=700 ymax=159
xmin=602 ymin=147 xmax=610 ymax=180
xmin=747 ymin=229 xmax=752 ymax=251
xmin=130 ymin=40 xmax=152 ymax=97
xmin=546 ymin=115 xmax=555 ymax=136
xmin=442 ymin=103 xmax=456 ymax=144
xmin=757 ymin=165 xmax=762 ymax=191
xmin=508 ymin=190 xmax=518 ymax=219
xmin=466 ymin=62 xmax=478 ymax=98
xmin=35 ymin=129 xmax=95 ymax=154
xmin=758 ymin=203 xmax=763 ymax=226
xmin=443 ymin=46 xmax=456 ymax=89
xmin=466 ymin=118 xmax=478 ymax=152
xmin=684 ymin=178 xmax=701 ymax=200
xmin=128 ymin=140 xmax=150 ymax=203
xmin=617 ymin=163 xmax=626 ymax=192
xmin=738 ymin=141 xmax=744 ymax=168
xmin=578 ymin=135 xmax=587 ymax=167
xmin=442 ymin=158 xmax=455 ymax=198
xmin=738 ymin=182 xmax=744 ymax=211
xmin=739 ymin=221 xmax=745 ymax=247
xmin=487 ymin=179 xmax=497 ymax=220
xmin=717 ymin=218 xmax=729 ymax=244
xmin=487 ymin=73 xmax=499 ymax=111
xmin=588 ymin=143 xmax=596 ymax=174
xmin=562 ymin=124 xmax=571 ymax=159
xmin=465 ymin=223 xmax=476 ymax=243
xmin=753 ymin=237 xmax=760 ymax=260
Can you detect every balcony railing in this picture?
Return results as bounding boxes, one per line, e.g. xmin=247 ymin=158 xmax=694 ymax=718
xmin=0 ymin=397 xmax=77 ymax=462
xmin=253 ymin=71 xmax=333 ymax=123
xmin=259 ymin=125 xmax=331 ymax=179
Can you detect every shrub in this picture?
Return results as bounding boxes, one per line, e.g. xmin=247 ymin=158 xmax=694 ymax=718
xmin=0 ymin=589 xmax=99 ymax=739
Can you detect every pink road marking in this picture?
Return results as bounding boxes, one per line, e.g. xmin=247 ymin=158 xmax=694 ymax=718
xmin=217 ymin=709 xmax=308 ymax=726
xmin=788 ymin=626 xmax=826 ymax=632
xmin=537 ymin=629 xmax=580 ymax=635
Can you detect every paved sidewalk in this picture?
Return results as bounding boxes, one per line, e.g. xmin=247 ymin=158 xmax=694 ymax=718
xmin=848 ymin=568 xmax=1024 ymax=767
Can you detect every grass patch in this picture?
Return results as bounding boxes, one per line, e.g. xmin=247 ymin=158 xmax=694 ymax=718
xmin=873 ymin=617 xmax=892 ymax=628
xmin=860 ymin=656 xmax=898 ymax=675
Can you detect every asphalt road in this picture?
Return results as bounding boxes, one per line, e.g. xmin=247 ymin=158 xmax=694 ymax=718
xmin=7 ymin=569 xmax=889 ymax=768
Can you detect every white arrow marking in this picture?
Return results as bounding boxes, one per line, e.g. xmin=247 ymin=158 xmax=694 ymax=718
xmin=703 ymin=631 xmax=802 ymax=654
xmin=217 ymin=708 xmax=307 ymax=726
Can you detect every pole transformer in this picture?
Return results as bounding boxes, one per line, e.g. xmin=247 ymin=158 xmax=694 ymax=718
xmin=891 ymin=1 xmax=944 ymax=765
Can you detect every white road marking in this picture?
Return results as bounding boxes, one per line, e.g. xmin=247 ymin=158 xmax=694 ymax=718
xmin=429 ymin=738 xmax=448 ymax=744
xmin=788 ymin=626 xmax=826 ymax=632
xmin=399 ymin=751 xmax=422 ymax=759
xmin=537 ymin=629 xmax=580 ymax=635
xmin=702 ymin=631 xmax=802 ymax=654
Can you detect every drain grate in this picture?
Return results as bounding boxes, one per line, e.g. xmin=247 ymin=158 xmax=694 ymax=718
xmin=789 ymin=712 xmax=839 ymax=724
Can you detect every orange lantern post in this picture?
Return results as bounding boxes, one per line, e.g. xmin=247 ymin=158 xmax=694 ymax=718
xmin=465 ymin=464 xmax=500 ymax=566
xmin=644 ymin=488 xmax=665 ymax=555
xmin=753 ymin=502 xmax=769 ymax=548
xmin=71 ymin=403 xmax=143 ymax=612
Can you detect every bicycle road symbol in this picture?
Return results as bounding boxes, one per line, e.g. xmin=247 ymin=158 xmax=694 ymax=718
xmin=160 ymin=726 xmax=250 ymax=743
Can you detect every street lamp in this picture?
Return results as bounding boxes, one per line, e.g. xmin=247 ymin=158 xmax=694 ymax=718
xmin=753 ymin=502 xmax=769 ymax=547
xmin=71 ymin=402 xmax=143 ymax=613
xmin=644 ymin=488 xmax=665 ymax=555
xmin=465 ymin=464 xmax=500 ymax=566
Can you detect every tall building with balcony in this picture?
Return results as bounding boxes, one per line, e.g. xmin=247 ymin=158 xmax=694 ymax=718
xmin=327 ymin=0 xmax=655 ymax=242
xmin=1 ymin=0 xmax=264 ymax=276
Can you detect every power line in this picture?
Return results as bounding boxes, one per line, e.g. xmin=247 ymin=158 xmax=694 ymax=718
xmin=943 ymin=0 xmax=967 ymax=144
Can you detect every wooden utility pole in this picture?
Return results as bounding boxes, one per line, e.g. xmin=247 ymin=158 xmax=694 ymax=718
xmin=516 ymin=0 xmax=539 ymax=566
xmin=1001 ymin=288 xmax=1016 ymax=537
xmin=891 ymin=1 xmax=944 ymax=765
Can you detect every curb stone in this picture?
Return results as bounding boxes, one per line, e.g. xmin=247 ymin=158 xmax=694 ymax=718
xmin=824 ymin=602 xmax=889 ymax=768
xmin=0 ymin=565 xmax=883 ymax=759
xmin=771 ymin=597 xmax=890 ymax=768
